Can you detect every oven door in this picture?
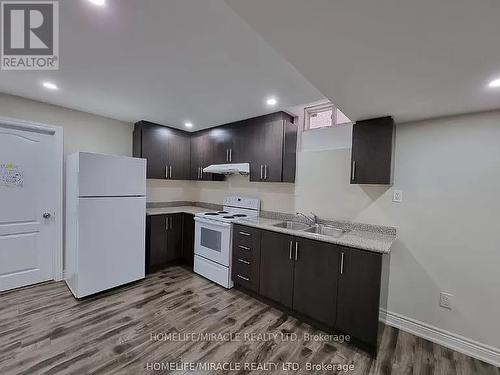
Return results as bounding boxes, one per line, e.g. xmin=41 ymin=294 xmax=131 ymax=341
xmin=194 ymin=217 xmax=232 ymax=267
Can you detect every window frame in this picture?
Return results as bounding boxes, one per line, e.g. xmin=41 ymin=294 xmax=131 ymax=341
xmin=303 ymin=102 xmax=351 ymax=131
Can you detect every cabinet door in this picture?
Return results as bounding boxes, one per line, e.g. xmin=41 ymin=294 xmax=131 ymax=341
xmin=190 ymin=131 xmax=214 ymax=180
xmin=206 ymin=126 xmax=232 ymax=164
xmin=292 ymin=237 xmax=339 ymax=327
xmin=167 ymin=131 xmax=190 ymax=180
xmin=141 ymin=123 xmax=168 ymax=179
xmin=259 ymin=230 xmax=294 ymax=308
xmin=350 ymin=116 xmax=394 ymax=184
xmin=182 ymin=213 xmax=195 ymax=267
xmin=336 ymin=248 xmax=382 ymax=347
xmin=148 ymin=215 xmax=168 ymax=271
xmin=248 ymin=113 xmax=286 ymax=182
xmin=166 ymin=214 xmax=183 ymax=261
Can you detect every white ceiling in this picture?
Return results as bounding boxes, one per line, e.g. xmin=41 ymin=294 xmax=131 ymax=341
xmin=0 ymin=0 xmax=323 ymax=130
xmin=226 ymin=0 xmax=500 ymax=123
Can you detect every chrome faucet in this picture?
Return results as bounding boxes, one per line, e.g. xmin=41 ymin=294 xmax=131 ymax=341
xmin=296 ymin=212 xmax=318 ymax=225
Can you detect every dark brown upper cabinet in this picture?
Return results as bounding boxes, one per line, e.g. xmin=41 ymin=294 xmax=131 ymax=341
xmin=350 ymin=116 xmax=395 ymax=185
xmin=134 ymin=111 xmax=297 ymax=182
xmin=245 ymin=112 xmax=296 ymax=182
xmin=133 ymin=121 xmax=191 ymax=180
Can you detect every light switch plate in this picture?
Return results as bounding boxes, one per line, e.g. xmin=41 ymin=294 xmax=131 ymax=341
xmin=393 ymin=190 xmax=403 ymax=203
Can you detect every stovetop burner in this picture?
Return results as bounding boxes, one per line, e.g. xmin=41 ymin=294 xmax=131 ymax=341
xmin=222 ymin=216 xmax=235 ymax=219
xmin=217 ymin=211 xmax=228 ymax=214
xmin=232 ymin=214 xmax=247 ymax=217
xmin=204 ymin=212 xmax=219 ymax=216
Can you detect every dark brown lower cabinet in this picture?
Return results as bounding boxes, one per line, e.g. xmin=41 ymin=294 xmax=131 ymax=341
xmin=146 ymin=213 xmax=196 ymax=273
xmin=232 ymin=225 xmax=389 ymax=357
xmin=259 ymin=230 xmax=294 ymax=308
xmin=146 ymin=214 xmax=168 ymax=272
xmin=165 ymin=213 xmax=183 ymax=262
xmin=336 ymin=248 xmax=384 ymax=348
xmin=292 ymin=237 xmax=339 ymax=327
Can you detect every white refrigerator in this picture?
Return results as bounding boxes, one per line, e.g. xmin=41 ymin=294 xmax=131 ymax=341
xmin=65 ymin=152 xmax=146 ymax=298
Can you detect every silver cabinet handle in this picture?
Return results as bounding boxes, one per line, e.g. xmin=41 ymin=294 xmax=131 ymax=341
xmin=351 ymin=161 xmax=356 ymax=181
xmin=229 ymin=148 xmax=232 ymax=162
xmin=166 ymin=216 xmax=169 ymax=230
xmin=239 ymin=231 xmax=251 ymax=237
xmin=340 ymin=252 xmax=344 ymax=275
xmin=169 ymin=165 xmax=172 ymax=179
xmin=295 ymin=242 xmax=299 ymax=261
xmin=238 ymin=245 xmax=250 ymax=251
xmin=237 ymin=258 xmax=250 ymax=265
xmin=289 ymin=240 xmax=293 ymax=260
xmin=165 ymin=166 xmax=168 ymax=179
xmin=226 ymin=149 xmax=229 ymax=162
xmin=237 ymin=275 xmax=249 ymax=281
xmin=260 ymin=165 xmax=264 ymax=179
xmin=200 ymin=167 xmax=203 ymax=179
xmin=264 ymin=165 xmax=268 ymax=180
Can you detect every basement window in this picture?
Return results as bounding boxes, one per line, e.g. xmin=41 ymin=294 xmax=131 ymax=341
xmin=304 ymin=102 xmax=351 ymax=130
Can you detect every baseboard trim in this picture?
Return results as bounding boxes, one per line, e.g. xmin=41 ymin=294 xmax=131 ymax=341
xmin=381 ymin=309 xmax=500 ymax=368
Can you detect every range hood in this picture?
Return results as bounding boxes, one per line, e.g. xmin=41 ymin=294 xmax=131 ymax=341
xmin=203 ymin=163 xmax=250 ymax=175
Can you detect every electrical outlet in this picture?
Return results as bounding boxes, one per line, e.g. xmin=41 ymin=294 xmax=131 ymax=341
xmin=393 ymin=190 xmax=403 ymax=203
xmin=440 ymin=292 xmax=453 ymax=310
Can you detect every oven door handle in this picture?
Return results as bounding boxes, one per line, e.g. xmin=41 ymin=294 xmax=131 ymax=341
xmin=194 ymin=216 xmax=232 ymax=228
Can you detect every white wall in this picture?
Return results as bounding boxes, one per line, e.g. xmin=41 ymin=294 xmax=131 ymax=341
xmin=0 ymin=93 xmax=132 ymax=157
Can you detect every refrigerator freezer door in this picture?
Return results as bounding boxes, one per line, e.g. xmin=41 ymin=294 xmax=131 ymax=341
xmin=78 ymin=153 xmax=146 ymax=197
xmin=76 ymin=196 xmax=146 ymax=297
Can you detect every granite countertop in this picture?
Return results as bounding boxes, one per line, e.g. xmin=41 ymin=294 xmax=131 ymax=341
xmin=233 ymin=216 xmax=396 ymax=254
xmin=146 ymin=206 xmax=207 ymax=216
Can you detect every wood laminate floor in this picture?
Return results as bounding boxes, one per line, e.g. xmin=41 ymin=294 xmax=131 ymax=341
xmin=0 ymin=266 xmax=498 ymax=375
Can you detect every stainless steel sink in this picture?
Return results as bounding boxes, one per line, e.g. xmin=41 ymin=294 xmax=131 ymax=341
xmin=272 ymin=221 xmax=312 ymax=231
xmin=304 ymin=224 xmax=350 ymax=238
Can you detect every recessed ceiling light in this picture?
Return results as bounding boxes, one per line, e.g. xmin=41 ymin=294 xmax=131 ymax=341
xmin=88 ymin=0 xmax=106 ymax=6
xmin=266 ymin=97 xmax=277 ymax=106
xmin=42 ymin=81 xmax=58 ymax=90
xmin=488 ymin=78 xmax=500 ymax=88
xmin=185 ymin=122 xmax=193 ymax=128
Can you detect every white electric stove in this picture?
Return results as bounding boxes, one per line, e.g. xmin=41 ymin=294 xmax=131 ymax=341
xmin=193 ymin=196 xmax=260 ymax=288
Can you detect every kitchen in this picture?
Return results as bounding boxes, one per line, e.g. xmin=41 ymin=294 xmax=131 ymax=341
xmin=1 ymin=1 xmax=500 ymax=374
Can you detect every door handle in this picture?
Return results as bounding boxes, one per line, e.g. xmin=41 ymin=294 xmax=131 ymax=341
xmin=289 ymin=240 xmax=293 ymax=260
xmin=226 ymin=149 xmax=229 ymax=162
xmin=43 ymin=212 xmax=51 ymax=219
xmin=229 ymin=148 xmax=232 ymax=162
xmin=260 ymin=165 xmax=263 ymax=180
xmin=264 ymin=165 xmax=268 ymax=180
xmin=237 ymin=258 xmax=250 ymax=265
xmin=165 ymin=166 xmax=168 ymax=179
xmin=340 ymin=252 xmax=344 ymax=275
xmin=239 ymin=231 xmax=251 ymax=237
xmin=351 ymin=161 xmax=356 ymax=181
xmin=238 ymin=245 xmax=250 ymax=250
xmin=169 ymin=166 xmax=172 ymax=179
xmin=295 ymin=242 xmax=299 ymax=261
xmin=166 ymin=217 xmax=169 ymax=230
xmin=237 ymin=275 xmax=250 ymax=282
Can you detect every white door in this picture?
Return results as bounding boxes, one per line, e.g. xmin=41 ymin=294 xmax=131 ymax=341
xmin=0 ymin=121 xmax=59 ymax=292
